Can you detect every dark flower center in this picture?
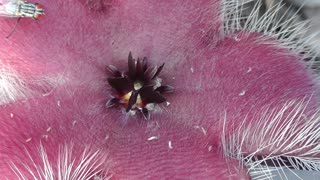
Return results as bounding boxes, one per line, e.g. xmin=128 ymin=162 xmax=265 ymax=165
xmin=106 ymin=52 xmax=173 ymax=120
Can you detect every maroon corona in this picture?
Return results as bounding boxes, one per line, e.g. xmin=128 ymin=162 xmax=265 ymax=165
xmin=106 ymin=52 xmax=173 ymax=120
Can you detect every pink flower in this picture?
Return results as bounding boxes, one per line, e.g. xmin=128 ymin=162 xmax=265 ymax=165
xmin=0 ymin=0 xmax=319 ymax=179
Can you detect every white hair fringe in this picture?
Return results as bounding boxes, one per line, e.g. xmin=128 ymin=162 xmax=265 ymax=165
xmin=221 ymin=97 xmax=320 ymax=179
xmin=0 ymin=66 xmax=30 ymax=105
xmin=222 ymin=0 xmax=320 ymax=71
xmin=0 ymin=63 xmax=66 ymax=105
xmin=9 ymin=144 xmax=111 ymax=180
xmin=221 ymin=0 xmax=320 ymax=179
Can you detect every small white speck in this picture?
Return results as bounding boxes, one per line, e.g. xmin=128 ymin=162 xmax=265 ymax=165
xmin=57 ymin=100 xmax=61 ymax=107
xmin=168 ymin=141 xmax=173 ymax=149
xmin=166 ymin=102 xmax=171 ymax=106
xmin=105 ymin=134 xmax=110 ymax=140
xmin=147 ymin=136 xmax=159 ymax=141
xmin=195 ymin=126 xmax=207 ymax=135
xmin=25 ymin=138 xmax=32 ymax=142
xmin=247 ymin=67 xmax=252 ymax=73
xmin=42 ymin=135 xmax=48 ymax=140
xmin=154 ymin=77 xmax=162 ymax=88
xmin=190 ymin=67 xmax=194 ymax=73
xmin=72 ymin=121 xmax=77 ymax=126
xmin=10 ymin=113 xmax=14 ymax=119
xmin=200 ymin=127 xmax=206 ymax=135
xmin=46 ymin=127 xmax=52 ymax=132
xmin=172 ymin=77 xmax=176 ymax=80
xmin=208 ymin=145 xmax=213 ymax=152
xmin=239 ymin=90 xmax=246 ymax=96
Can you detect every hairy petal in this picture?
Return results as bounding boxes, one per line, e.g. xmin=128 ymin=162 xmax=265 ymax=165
xmin=0 ymin=0 xmax=319 ymax=179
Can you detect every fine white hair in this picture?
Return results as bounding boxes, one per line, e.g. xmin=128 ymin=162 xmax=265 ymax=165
xmin=222 ymin=0 xmax=320 ymax=69
xmin=221 ymin=97 xmax=320 ymax=179
xmin=221 ymin=0 xmax=320 ymax=179
xmin=9 ymin=144 xmax=111 ymax=180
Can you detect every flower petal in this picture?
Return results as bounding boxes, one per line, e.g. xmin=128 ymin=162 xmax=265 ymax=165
xmin=106 ymin=97 xmax=120 ymax=108
xmin=106 ymin=65 xmax=121 ymax=77
xmin=107 ymin=77 xmax=131 ymax=92
xmin=152 ymin=63 xmax=165 ymax=79
xmin=142 ymin=57 xmax=148 ymax=72
xmin=141 ymin=108 xmax=150 ymax=120
xmin=126 ymin=90 xmax=139 ymax=112
xmin=144 ymin=66 xmax=158 ymax=81
xmin=128 ymin=52 xmax=136 ymax=79
xmin=136 ymin=58 xmax=144 ymax=79
xmin=140 ymin=86 xmax=166 ymax=104
xmin=155 ymin=85 xmax=174 ymax=93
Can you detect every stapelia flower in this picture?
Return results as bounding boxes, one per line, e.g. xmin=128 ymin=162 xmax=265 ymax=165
xmin=106 ymin=52 xmax=173 ymax=120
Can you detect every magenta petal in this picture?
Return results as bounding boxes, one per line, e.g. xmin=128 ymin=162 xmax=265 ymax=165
xmin=0 ymin=0 xmax=319 ymax=179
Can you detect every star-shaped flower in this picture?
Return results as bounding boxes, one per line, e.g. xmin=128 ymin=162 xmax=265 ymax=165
xmin=106 ymin=52 xmax=173 ymax=120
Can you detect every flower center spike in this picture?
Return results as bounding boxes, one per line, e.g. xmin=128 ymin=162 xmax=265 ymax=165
xmin=106 ymin=52 xmax=174 ymax=120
